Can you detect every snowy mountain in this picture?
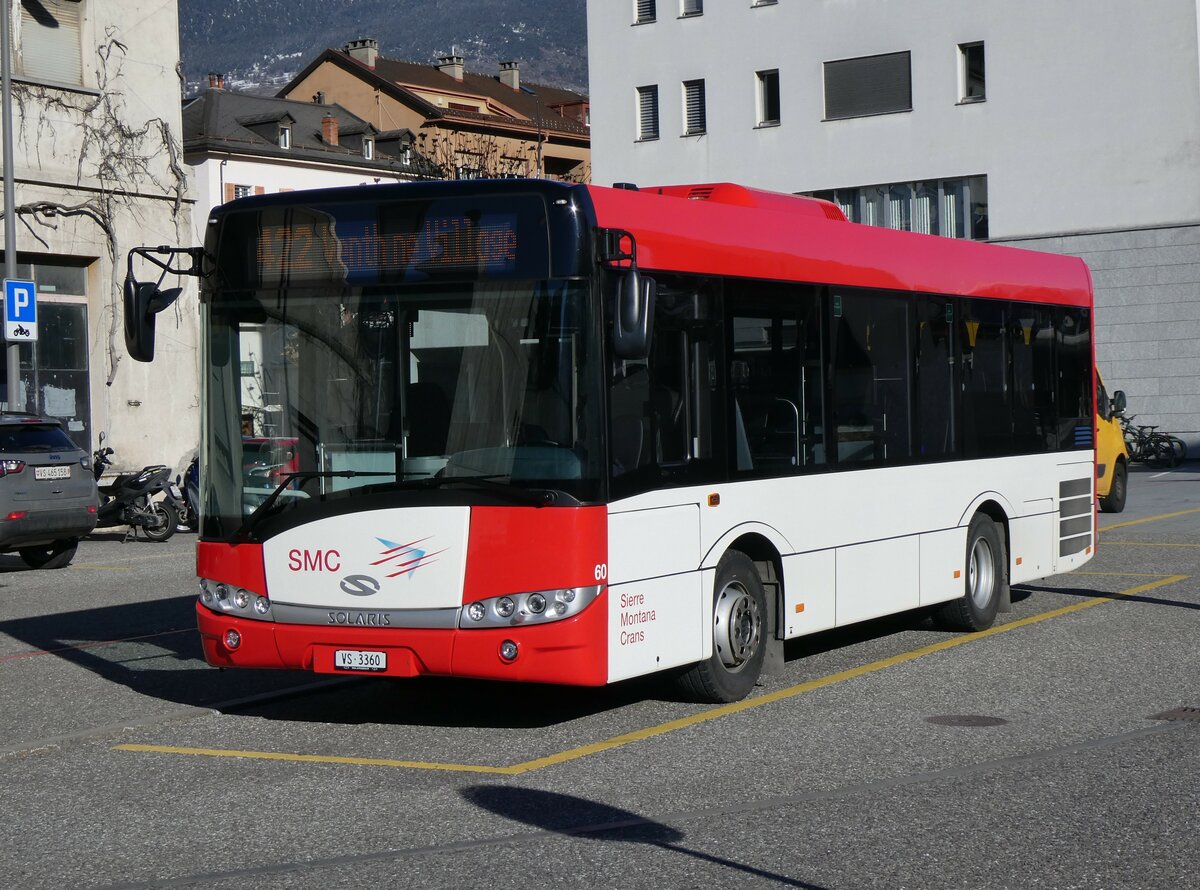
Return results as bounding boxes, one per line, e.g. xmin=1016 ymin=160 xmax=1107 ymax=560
xmin=178 ymin=0 xmax=589 ymax=95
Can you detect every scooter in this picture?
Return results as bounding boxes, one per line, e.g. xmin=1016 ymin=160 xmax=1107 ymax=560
xmin=91 ymin=434 xmax=183 ymax=542
xmin=176 ymin=452 xmax=199 ymax=532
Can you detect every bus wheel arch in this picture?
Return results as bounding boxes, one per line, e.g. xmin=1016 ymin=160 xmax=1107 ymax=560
xmin=677 ymin=541 xmax=777 ymax=703
xmin=933 ymin=508 xmax=1009 ymax=631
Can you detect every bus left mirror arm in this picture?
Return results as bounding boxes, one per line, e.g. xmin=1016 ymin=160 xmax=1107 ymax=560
xmin=123 ymin=245 xmax=206 ymax=363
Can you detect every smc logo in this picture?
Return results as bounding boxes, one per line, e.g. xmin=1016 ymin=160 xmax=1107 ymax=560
xmin=288 ymin=549 xmax=341 ymax=572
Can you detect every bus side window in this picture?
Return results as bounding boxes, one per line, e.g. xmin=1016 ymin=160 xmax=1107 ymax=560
xmin=829 ymin=290 xmax=911 ymax=464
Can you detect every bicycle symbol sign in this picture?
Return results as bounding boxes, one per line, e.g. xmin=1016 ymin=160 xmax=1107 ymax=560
xmin=3 ymin=279 xmax=38 ymax=342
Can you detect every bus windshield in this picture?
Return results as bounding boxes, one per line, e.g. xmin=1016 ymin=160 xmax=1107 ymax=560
xmin=201 ymin=278 xmax=603 ymax=539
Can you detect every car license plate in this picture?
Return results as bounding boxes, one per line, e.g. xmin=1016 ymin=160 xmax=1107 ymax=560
xmin=35 ymin=465 xmax=70 ymax=480
xmin=334 ymin=649 xmax=387 ymax=672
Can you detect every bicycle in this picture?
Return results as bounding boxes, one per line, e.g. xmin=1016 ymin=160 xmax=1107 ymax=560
xmin=1119 ymin=414 xmax=1186 ymax=467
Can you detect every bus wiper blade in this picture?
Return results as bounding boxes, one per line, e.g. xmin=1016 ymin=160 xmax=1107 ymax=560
xmin=433 ymin=474 xmax=560 ymax=506
xmin=233 ymin=471 xmax=393 ymax=542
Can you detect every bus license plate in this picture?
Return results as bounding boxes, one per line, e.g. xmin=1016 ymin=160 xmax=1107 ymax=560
xmin=35 ymin=465 xmax=71 ymax=480
xmin=334 ymin=649 xmax=387 ymax=672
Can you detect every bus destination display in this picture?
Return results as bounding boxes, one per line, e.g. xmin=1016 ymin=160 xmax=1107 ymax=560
xmin=244 ymin=196 xmax=549 ymax=286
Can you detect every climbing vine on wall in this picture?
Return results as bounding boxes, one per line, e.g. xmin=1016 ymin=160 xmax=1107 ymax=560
xmin=6 ymin=30 xmax=188 ymax=385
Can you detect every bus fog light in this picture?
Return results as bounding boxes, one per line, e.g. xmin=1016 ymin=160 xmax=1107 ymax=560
xmin=499 ymin=640 xmax=518 ymax=662
xmin=526 ymin=593 xmax=546 ymax=614
xmin=233 ymin=588 xmax=251 ymax=610
xmin=253 ymin=596 xmax=270 ymax=615
xmin=466 ymin=601 xmax=486 ymax=622
xmin=496 ymin=597 xmax=515 ymax=618
xmin=223 ymin=629 xmax=242 ymax=651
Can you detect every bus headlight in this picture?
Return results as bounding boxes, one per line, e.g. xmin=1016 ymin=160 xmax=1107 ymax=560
xmin=459 ymin=585 xmax=604 ymax=629
xmin=197 ymin=577 xmax=274 ymax=622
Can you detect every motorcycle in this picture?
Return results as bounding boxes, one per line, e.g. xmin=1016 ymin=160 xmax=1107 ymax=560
xmin=176 ymin=452 xmax=199 ymax=532
xmin=91 ymin=434 xmax=183 ymax=542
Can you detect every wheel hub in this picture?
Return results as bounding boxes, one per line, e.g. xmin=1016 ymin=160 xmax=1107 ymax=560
xmin=714 ymin=581 xmax=761 ymax=670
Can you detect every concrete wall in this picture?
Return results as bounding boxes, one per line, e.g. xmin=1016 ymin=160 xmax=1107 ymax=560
xmin=5 ymin=0 xmax=197 ymax=474
xmin=587 ymin=0 xmax=1200 ymax=236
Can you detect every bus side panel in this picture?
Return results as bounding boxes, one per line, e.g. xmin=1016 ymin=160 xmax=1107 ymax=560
xmin=781 ymin=550 xmax=836 ymax=638
xmin=919 ymin=528 xmax=968 ymax=606
xmin=607 ymin=504 xmax=705 ymax=683
xmin=1009 ymin=501 xmax=1055 ymax=584
xmin=835 ymin=537 xmax=920 ymax=626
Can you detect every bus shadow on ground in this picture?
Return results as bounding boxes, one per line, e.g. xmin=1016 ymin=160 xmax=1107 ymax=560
xmin=0 ymin=594 xmax=668 ymax=729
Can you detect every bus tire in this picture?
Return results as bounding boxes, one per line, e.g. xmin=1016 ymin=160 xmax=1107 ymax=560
xmin=1099 ymin=460 xmax=1127 ymax=513
xmin=675 ymin=550 xmax=766 ymax=703
xmin=933 ymin=513 xmax=1005 ymax=632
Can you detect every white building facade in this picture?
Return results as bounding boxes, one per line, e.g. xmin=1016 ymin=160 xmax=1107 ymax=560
xmin=2 ymin=0 xmax=196 ymax=472
xmin=587 ymin=0 xmax=1200 ymax=445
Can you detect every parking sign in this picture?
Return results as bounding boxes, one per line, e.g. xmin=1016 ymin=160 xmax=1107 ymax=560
xmin=4 ymin=279 xmax=37 ymax=342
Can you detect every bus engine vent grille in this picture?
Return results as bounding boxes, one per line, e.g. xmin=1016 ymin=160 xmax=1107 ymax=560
xmin=687 ymin=186 xmax=716 ymax=200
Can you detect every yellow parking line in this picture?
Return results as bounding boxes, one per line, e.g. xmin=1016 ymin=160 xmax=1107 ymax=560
xmin=115 ymin=573 xmax=1188 ymax=775
xmin=1069 ymin=570 xmax=1175 ymax=577
xmin=1100 ymin=508 xmax=1200 ymax=532
xmin=114 ymin=744 xmax=514 ymax=774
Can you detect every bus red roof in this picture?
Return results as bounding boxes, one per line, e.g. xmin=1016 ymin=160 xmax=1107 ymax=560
xmin=586 ymin=183 xmax=1092 ymax=308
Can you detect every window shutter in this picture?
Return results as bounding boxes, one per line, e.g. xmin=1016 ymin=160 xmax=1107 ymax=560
xmin=637 ymin=86 xmax=659 ymax=140
xmin=636 ymin=0 xmax=656 ymax=23
xmin=18 ymin=0 xmax=83 ymax=85
xmin=254 ymin=186 xmax=265 ymax=195
xmin=823 ymin=52 xmax=912 ymax=120
xmin=224 ymin=183 xmax=236 ymax=204
xmin=684 ymin=80 xmax=706 ymax=134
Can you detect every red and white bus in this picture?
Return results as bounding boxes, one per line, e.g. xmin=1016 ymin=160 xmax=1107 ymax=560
xmin=126 ymin=179 xmax=1096 ymax=702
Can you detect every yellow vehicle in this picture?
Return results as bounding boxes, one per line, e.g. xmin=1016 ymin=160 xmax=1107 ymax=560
xmin=1096 ymin=372 xmax=1129 ymax=513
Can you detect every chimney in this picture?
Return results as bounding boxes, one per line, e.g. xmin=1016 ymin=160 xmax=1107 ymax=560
xmin=343 ymin=38 xmax=378 ymax=69
xmin=436 ymin=54 xmax=465 ymax=82
xmin=207 ymin=72 xmax=225 ymax=90
xmin=499 ymin=60 xmax=519 ymax=91
xmin=322 ymin=112 xmax=339 ymax=146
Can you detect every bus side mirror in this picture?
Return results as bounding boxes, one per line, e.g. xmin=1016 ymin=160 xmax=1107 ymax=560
xmin=1112 ymin=390 xmax=1127 ymax=416
xmin=123 ymin=275 xmax=181 ymax=362
xmin=612 ymin=269 xmax=655 ymax=360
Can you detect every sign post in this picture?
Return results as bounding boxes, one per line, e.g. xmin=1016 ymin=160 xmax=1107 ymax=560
xmin=3 ymin=278 xmax=37 ymax=342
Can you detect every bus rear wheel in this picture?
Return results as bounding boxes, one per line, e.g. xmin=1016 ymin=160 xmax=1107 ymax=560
xmin=675 ymin=550 xmax=766 ymax=703
xmin=933 ymin=513 xmax=1005 ymax=632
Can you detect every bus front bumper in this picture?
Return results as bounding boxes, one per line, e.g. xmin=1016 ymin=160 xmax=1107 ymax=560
xmin=195 ymin=593 xmax=609 ymax=687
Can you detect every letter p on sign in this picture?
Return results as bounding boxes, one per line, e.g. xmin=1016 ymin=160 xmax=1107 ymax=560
xmin=4 ymin=279 xmax=38 ymax=342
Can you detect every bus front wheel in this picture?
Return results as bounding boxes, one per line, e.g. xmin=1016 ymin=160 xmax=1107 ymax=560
xmin=676 ymin=550 xmax=766 ymax=703
xmin=933 ymin=513 xmax=1005 ymax=632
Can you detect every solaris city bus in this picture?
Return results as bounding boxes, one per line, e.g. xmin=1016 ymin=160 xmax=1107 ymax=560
xmin=124 ymin=179 xmax=1097 ymax=702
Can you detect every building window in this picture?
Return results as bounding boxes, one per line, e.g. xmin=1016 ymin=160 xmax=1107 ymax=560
xmin=756 ymin=69 xmax=780 ymax=126
xmin=752 ymin=0 xmax=778 ymax=5
xmin=233 ymin=184 xmax=252 ymax=200
xmin=278 ymin=126 xmax=291 ymax=149
xmin=823 ymin=51 xmax=912 ymax=120
xmin=806 ymin=175 xmax=988 ymax=240
xmin=363 ymin=138 xmax=375 ymax=160
xmin=959 ymin=42 xmax=986 ymax=102
xmin=635 ymin=0 xmax=656 ymax=23
xmin=401 ymin=144 xmax=412 ymax=165
xmin=681 ymin=0 xmax=703 ymax=16
xmin=683 ymin=79 xmax=706 ymax=135
xmin=17 ymin=0 xmax=84 ymax=86
xmin=636 ymin=85 xmax=660 ymax=140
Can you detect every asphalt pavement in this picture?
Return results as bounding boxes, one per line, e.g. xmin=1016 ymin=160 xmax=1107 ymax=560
xmin=1 ymin=465 xmax=1198 ymax=889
